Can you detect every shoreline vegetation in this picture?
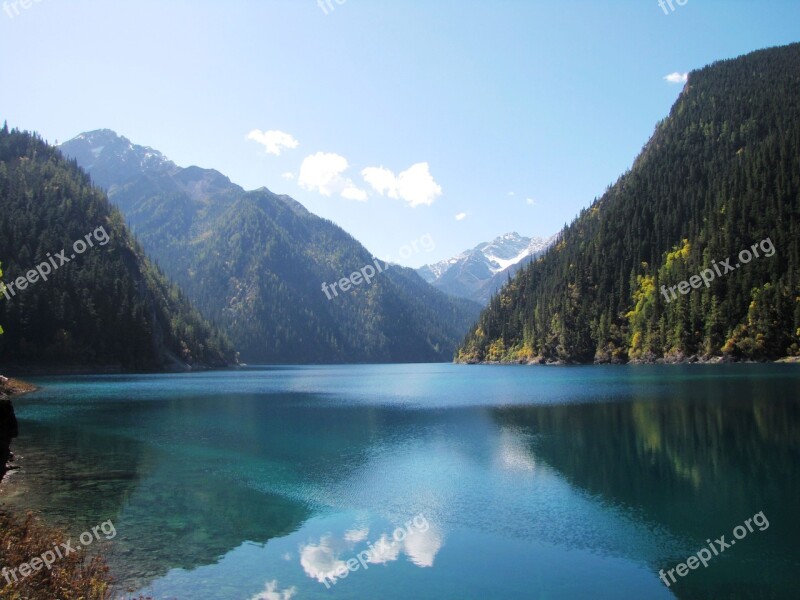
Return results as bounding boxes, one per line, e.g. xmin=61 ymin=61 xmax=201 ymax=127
xmin=1 ymin=362 xmax=238 ymax=376
xmin=0 ymin=511 xmax=110 ymax=600
xmin=0 ymin=376 xmax=37 ymax=397
xmin=456 ymin=355 xmax=800 ymax=366
xmin=0 ymin=511 xmax=150 ymax=600
xmin=0 ymin=377 xmax=150 ymax=600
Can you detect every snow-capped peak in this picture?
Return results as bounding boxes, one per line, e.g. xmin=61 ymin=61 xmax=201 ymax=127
xmin=417 ymin=232 xmax=557 ymax=302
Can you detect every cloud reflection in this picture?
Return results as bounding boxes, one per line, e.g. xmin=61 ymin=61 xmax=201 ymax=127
xmin=300 ymin=536 xmax=349 ymax=583
xmin=404 ymin=527 xmax=443 ymax=567
xmin=249 ymin=579 xmax=297 ymax=600
xmin=300 ymin=519 xmax=444 ymax=585
xmin=496 ymin=427 xmax=537 ymax=473
xmin=344 ymin=527 xmax=370 ymax=543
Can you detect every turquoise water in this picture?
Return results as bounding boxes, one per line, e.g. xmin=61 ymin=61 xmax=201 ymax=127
xmin=2 ymin=364 xmax=799 ymax=599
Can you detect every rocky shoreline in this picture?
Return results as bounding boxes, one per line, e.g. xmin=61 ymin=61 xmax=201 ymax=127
xmin=457 ymin=355 xmax=800 ymax=366
xmin=0 ymin=376 xmax=37 ymax=481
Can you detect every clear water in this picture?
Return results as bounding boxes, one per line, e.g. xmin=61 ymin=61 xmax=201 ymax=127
xmin=2 ymin=364 xmax=799 ymax=599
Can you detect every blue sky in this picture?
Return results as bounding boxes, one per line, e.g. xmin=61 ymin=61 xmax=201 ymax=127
xmin=1 ymin=1 xmax=798 ymax=267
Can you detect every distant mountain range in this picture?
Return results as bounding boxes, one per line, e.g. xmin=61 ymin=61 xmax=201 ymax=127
xmin=418 ymin=232 xmax=556 ymax=303
xmin=60 ymin=130 xmax=481 ymax=364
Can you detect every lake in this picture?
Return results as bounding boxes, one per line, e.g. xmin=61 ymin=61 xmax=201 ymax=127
xmin=2 ymin=364 xmax=799 ymax=599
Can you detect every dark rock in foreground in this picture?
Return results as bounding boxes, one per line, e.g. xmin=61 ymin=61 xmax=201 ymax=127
xmin=0 ymin=377 xmax=34 ymax=480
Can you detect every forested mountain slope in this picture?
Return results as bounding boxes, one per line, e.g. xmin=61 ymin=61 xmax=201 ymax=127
xmin=0 ymin=126 xmax=235 ymax=371
xmin=457 ymin=43 xmax=800 ymax=364
xmin=61 ymin=131 xmax=480 ymax=363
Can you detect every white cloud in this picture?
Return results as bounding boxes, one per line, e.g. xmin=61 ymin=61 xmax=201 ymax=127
xmin=508 ymin=191 xmax=516 ymax=196
xmin=299 ymin=152 xmax=348 ymax=196
xmin=362 ymin=166 xmax=398 ymax=198
xmin=362 ymin=162 xmax=442 ymax=207
xmin=397 ymin=163 xmax=442 ymax=207
xmin=663 ymin=72 xmax=688 ymax=84
xmin=281 ymin=172 xmax=295 ymax=180
xmin=455 ymin=212 xmax=467 ymax=221
xmin=341 ymin=186 xmax=368 ymax=201
xmin=247 ymin=129 xmax=300 ymax=156
xmin=249 ymin=580 xmax=297 ymax=600
xmin=526 ymin=198 xmax=536 ymax=206
xmin=298 ymin=152 xmax=366 ymax=200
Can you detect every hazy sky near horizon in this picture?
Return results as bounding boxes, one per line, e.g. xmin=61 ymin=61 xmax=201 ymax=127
xmin=1 ymin=0 xmax=799 ymax=266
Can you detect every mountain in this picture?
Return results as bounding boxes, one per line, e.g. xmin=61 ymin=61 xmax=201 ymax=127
xmin=60 ymin=130 xmax=481 ymax=363
xmin=457 ymin=42 xmax=800 ymax=364
xmin=0 ymin=126 xmax=236 ymax=371
xmin=418 ymin=232 xmax=555 ymax=303
xmin=55 ymin=129 xmax=174 ymax=183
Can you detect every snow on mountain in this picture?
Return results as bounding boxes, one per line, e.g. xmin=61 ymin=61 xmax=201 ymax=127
xmin=60 ymin=129 xmax=175 ymax=184
xmin=418 ymin=232 xmax=557 ymax=303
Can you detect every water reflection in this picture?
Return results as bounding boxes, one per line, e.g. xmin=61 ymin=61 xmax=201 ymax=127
xmin=495 ymin=427 xmax=537 ymax=473
xmin=4 ymin=366 xmax=798 ymax=599
xmin=492 ymin=391 xmax=800 ymax=599
xmin=248 ymin=580 xmax=297 ymax=600
xmin=299 ymin=515 xmax=444 ymax=586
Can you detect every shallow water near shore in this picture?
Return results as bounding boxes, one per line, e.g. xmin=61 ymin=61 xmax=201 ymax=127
xmin=2 ymin=364 xmax=799 ymax=599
